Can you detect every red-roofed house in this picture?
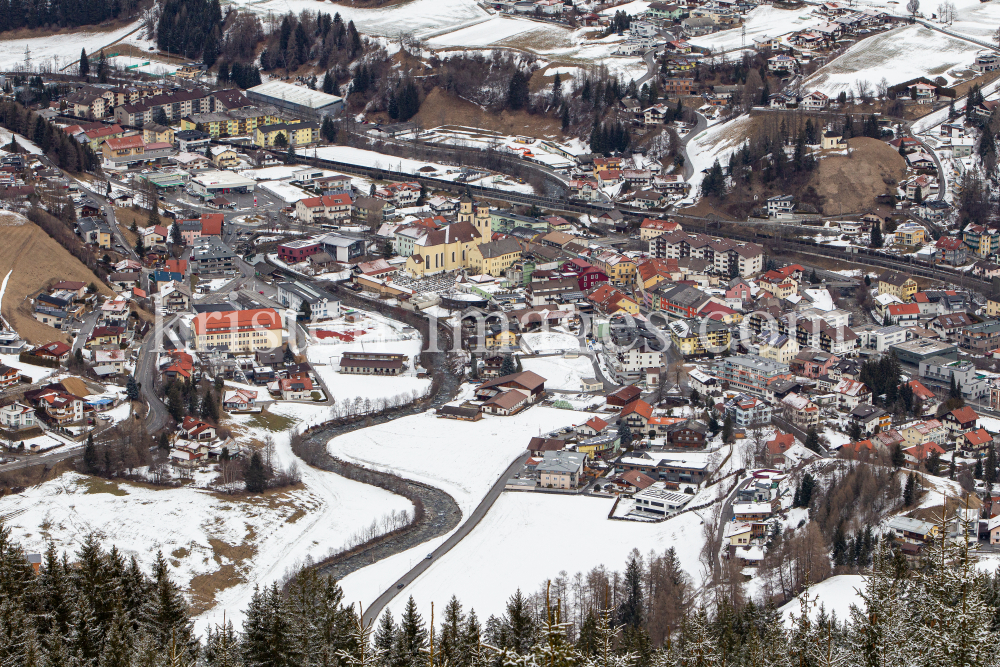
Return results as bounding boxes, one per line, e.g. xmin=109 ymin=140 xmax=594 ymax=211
xmin=639 ymin=218 xmax=682 ymax=241
xmin=180 ymin=416 xmax=217 ymax=441
xmin=200 ymin=213 xmax=224 ymax=236
xmin=886 ymin=303 xmax=921 ymax=324
xmin=578 ymin=416 xmax=609 ymax=436
xmin=279 ymin=377 xmax=314 ymax=400
xmin=962 ymin=427 xmax=994 ymax=452
xmin=767 ymin=431 xmax=795 ymax=465
xmin=621 ymin=399 xmax=653 ymax=429
xmin=613 ymin=470 xmax=658 ymax=493
xmin=903 ymin=441 xmax=945 ymax=467
xmin=33 ymin=342 xmax=71 ymax=361
xmin=943 ymin=406 xmax=979 ymax=433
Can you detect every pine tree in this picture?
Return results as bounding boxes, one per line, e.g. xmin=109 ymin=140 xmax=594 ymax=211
xmin=618 ymin=550 xmax=643 ymax=630
xmin=804 ymin=426 xmax=821 ymax=453
xmin=201 ymin=390 xmax=218 ymax=421
xmin=870 ymin=221 xmax=883 ymax=248
xmin=722 ymin=415 xmax=734 ymax=445
xmin=396 ymin=596 xmax=427 ymax=667
xmin=79 ymin=49 xmax=90 ymax=77
xmin=617 ymin=421 xmax=633 ymax=450
xmin=144 ymin=551 xmax=194 ymax=656
xmin=374 ymin=610 xmax=397 ymax=667
xmin=891 ymin=444 xmax=905 ymax=468
xmin=439 ymin=596 xmax=465 ymax=667
xmin=126 ymin=375 xmax=140 ymax=401
xmin=903 ymin=472 xmax=916 ymax=506
xmin=682 ymin=607 xmax=719 ymax=667
xmin=83 ymin=433 xmax=98 ymax=473
xmin=245 ymin=452 xmax=267 ymax=493
xmin=500 ymin=355 xmax=516 ymax=377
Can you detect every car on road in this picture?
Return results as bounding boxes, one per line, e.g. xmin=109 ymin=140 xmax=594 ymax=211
xmin=425 ymin=554 xmax=432 ymax=560
xmin=397 ymin=583 xmax=404 ymax=589
xmin=259 ymin=290 xmax=264 ymax=294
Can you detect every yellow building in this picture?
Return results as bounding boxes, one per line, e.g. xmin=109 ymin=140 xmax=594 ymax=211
xmin=485 ymin=329 xmax=518 ymax=349
xmin=142 ymin=123 xmax=175 ymax=145
xmin=192 ymin=308 xmax=284 ymax=353
xmin=211 ymin=147 xmax=240 ymax=168
xmin=591 ymin=157 xmax=622 ymax=178
xmin=878 ymin=271 xmax=918 ymax=301
xmin=404 ymin=221 xmax=485 ymax=278
xmin=254 ymin=122 xmax=319 ymax=148
xmin=469 ymin=238 xmax=522 ymax=277
xmin=591 ymin=251 xmax=636 ymax=287
xmin=987 ymin=295 xmax=1000 ymax=318
xmin=669 ymin=319 xmax=731 ymax=356
xmin=758 ymin=332 xmax=799 ymax=364
xmin=894 ymin=222 xmax=926 ymax=246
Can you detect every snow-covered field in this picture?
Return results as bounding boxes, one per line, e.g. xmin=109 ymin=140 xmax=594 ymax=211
xmin=327 ymin=404 xmax=592 ymax=514
xmin=520 ymin=331 xmax=584 ymax=354
xmin=305 ymin=332 xmax=432 ymax=404
xmin=0 ymin=451 xmax=412 ymax=636
xmin=0 ymin=20 xmax=141 ymax=71
xmin=779 ymin=574 xmax=865 ymax=626
xmin=378 ymin=493 xmax=706 ymax=620
xmin=803 ymin=24 xmax=981 ymax=96
xmin=108 ymin=56 xmax=179 ymax=76
xmin=231 ymin=0 xmax=487 ymax=39
xmin=521 ymin=355 xmax=595 ymax=391
xmin=689 ymin=6 xmax=817 ymax=54
xmin=426 ymin=16 xmax=543 ymax=47
xmin=304 ymin=146 xmax=535 ymax=193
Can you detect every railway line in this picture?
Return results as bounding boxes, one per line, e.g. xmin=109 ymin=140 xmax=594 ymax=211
xmin=299 ymin=151 xmax=991 ymax=291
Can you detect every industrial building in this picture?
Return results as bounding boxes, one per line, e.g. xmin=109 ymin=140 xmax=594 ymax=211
xmin=189 ymin=170 xmax=256 ymax=199
xmin=246 ymin=80 xmax=344 ymax=120
xmin=890 ymin=338 xmax=959 ymax=366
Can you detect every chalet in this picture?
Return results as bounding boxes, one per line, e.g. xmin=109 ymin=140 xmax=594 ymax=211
xmin=180 ymin=416 xmax=216 ymax=441
xmin=279 ymin=377 xmax=314 ymax=400
xmin=475 ymin=371 xmax=546 ymax=416
xmin=223 ymin=389 xmax=258 ymax=412
xmin=942 ymin=406 xmax=978 ymax=433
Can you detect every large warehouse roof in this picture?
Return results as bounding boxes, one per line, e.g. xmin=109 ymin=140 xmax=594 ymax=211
xmin=247 ymin=81 xmax=343 ymax=110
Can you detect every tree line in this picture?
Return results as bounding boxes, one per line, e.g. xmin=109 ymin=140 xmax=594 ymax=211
xmin=0 ymin=0 xmax=139 ymax=34
xmin=2 ymin=513 xmax=1000 ymax=667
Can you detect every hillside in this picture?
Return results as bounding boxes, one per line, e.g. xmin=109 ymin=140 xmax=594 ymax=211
xmin=808 ymin=137 xmax=907 ymax=214
xmin=0 ymin=211 xmax=115 ymax=345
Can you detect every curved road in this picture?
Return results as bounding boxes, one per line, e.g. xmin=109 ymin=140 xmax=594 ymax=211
xmin=361 ymin=451 xmax=530 ymax=626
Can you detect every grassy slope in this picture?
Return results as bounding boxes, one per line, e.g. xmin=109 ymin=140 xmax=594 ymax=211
xmin=0 ymin=212 xmax=115 ymax=345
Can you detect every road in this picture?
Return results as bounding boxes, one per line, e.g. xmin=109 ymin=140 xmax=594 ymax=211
xmin=680 ymin=112 xmax=709 ymax=181
xmin=361 ymin=450 xmax=530 ymax=626
xmin=713 ymin=476 xmax=751 ymax=572
xmin=74 ymin=178 xmax=138 ymax=259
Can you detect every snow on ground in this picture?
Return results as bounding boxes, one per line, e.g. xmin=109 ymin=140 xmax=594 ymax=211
xmin=379 ymin=493 xmax=706 ymax=621
xmin=108 ymin=56 xmax=179 ymax=76
xmin=520 ymin=331 xmax=584 ymax=354
xmin=305 ymin=333 xmax=432 ymax=404
xmin=0 ymin=354 xmax=60 ymax=382
xmin=258 ymin=180 xmax=310 ymax=204
xmin=600 ymin=0 xmax=650 ymax=15
xmin=685 ymin=115 xmax=752 ymax=192
xmin=521 ymin=355 xmax=596 ymax=391
xmin=0 ymin=20 xmax=141 ymax=71
xmin=0 ymin=128 xmax=43 ymax=155
xmin=426 ymin=16 xmax=543 ymax=47
xmin=779 ymin=574 xmax=865 ymax=626
xmin=803 ymin=24 xmax=982 ymax=96
xmin=327 ymin=404 xmax=594 ymax=514
xmin=232 ymin=0 xmax=488 ymax=39
xmin=304 ymin=146 xmax=536 ymax=193
xmin=688 ymin=6 xmax=816 ymax=53
xmin=0 ymin=458 xmax=412 ymax=636
xmin=916 ymin=471 xmax=965 ymax=510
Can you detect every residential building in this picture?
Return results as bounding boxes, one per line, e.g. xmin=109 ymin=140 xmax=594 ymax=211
xmin=878 ymin=271 xmax=918 ymax=301
xmin=713 ymin=355 xmax=789 ymax=396
xmin=192 ymin=308 xmax=284 ymax=353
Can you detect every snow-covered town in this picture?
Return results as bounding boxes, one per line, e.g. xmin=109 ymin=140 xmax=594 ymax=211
xmin=6 ymin=0 xmax=1000 ymax=659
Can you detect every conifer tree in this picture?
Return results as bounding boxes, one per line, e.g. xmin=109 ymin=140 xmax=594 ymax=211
xmin=145 ymin=552 xmax=194 ymax=656
xmin=374 ymin=611 xmax=397 ymax=667
xmin=395 ymin=596 xmax=427 ymax=667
